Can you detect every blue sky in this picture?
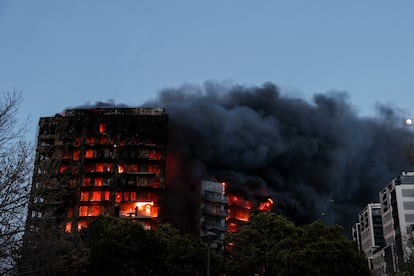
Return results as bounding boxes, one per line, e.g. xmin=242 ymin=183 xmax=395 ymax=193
xmin=1 ymin=1 xmax=414 ymax=141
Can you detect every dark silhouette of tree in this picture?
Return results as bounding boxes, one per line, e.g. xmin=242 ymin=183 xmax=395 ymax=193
xmin=0 ymin=91 xmax=32 ymax=274
xmin=82 ymin=216 xmax=206 ymax=275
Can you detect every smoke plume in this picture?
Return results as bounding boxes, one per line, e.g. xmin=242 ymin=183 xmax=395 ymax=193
xmin=146 ymin=82 xmax=414 ymax=234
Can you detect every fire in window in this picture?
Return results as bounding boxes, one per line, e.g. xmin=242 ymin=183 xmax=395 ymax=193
xmin=85 ymin=149 xmax=94 ymax=159
xmin=91 ymin=191 xmax=102 ymax=201
xmin=96 ymin=163 xmax=104 ymax=172
xmin=116 ymin=192 xmax=122 ymax=203
xmin=82 ymin=177 xmax=91 ymax=187
xmin=73 ymin=150 xmax=80 ymax=161
xmin=59 ymin=165 xmax=69 ymax=174
xmin=74 ymin=137 xmax=81 ymax=147
xmin=118 ymin=164 xmax=125 ymax=173
xmin=99 ymin=123 xmax=106 ymax=133
xmin=65 ymin=222 xmax=72 ymax=233
xmin=98 ymin=136 xmax=107 ymax=144
xmin=104 ymin=191 xmax=110 ymax=201
xmin=77 ymin=220 xmax=88 ymax=231
xmin=95 ymin=178 xmax=103 ymax=186
xmin=67 ymin=208 xmax=74 ymax=218
xmin=80 ymin=191 xmax=89 ymax=201
xmin=79 ymin=206 xmax=88 ymax=216
xmin=86 ymin=137 xmax=95 ymax=145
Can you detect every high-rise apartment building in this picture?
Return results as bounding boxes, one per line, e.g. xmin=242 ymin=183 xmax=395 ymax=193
xmin=380 ymin=171 xmax=414 ymax=264
xmin=24 ymin=108 xmax=168 ymax=237
xmin=353 ymin=203 xmax=385 ymax=271
xmin=353 ymin=171 xmax=414 ymax=275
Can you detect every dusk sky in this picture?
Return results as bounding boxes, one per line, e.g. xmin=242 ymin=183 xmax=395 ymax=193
xmin=1 ymin=1 xmax=414 ymax=142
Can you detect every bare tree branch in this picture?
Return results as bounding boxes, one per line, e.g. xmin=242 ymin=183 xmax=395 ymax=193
xmin=0 ymin=91 xmax=33 ymax=274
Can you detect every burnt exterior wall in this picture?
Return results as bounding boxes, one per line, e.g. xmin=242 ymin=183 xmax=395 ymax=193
xmin=24 ymin=108 xmax=168 ymax=237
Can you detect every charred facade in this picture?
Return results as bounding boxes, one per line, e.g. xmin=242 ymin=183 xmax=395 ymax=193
xmin=24 ymin=108 xmax=167 ymax=237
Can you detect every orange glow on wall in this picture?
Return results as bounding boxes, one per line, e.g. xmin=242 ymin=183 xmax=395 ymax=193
xmin=65 ymin=222 xmax=72 ymax=233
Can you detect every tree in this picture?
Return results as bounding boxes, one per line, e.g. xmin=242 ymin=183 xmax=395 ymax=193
xmin=81 ymin=216 xmax=207 ymax=275
xmin=154 ymin=223 xmax=206 ymax=275
xmin=223 ymin=212 xmax=370 ymax=276
xmin=83 ymin=216 xmax=161 ymax=275
xmin=0 ymin=91 xmax=32 ymax=274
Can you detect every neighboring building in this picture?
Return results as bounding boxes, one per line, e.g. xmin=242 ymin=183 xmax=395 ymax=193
xmin=353 ymin=203 xmax=385 ymax=271
xmin=380 ymin=171 xmax=414 ymax=266
xmin=352 ymin=222 xmax=362 ymax=252
xmin=354 ymin=171 xmax=414 ymax=275
xmin=199 ymin=179 xmax=228 ymax=249
xmin=24 ymin=107 xmax=168 ymax=237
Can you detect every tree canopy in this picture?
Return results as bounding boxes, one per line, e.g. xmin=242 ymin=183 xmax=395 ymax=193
xmin=223 ymin=212 xmax=370 ymax=276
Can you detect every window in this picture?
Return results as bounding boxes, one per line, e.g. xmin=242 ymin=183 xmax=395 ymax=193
xmin=77 ymin=220 xmax=88 ymax=231
xmin=96 ymin=163 xmax=104 ymax=172
xmin=86 ymin=137 xmax=95 ymax=144
xmin=95 ymin=178 xmax=103 ymax=186
xmin=65 ymin=222 xmax=72 ymax=233
xmin=99 ymin=123 xmax=106 ymax=133
xmin=73 ymin=150 xmax=80 ymax=161
xmin=80 ymin=192 xmax=89 ymax=201
xmin=91 ymin=191 xmax=102 ymax=201
xmin=85 ymin=149 xmax=94 ymax=158
xmin=67 ymin=208 xmax=74 ymax=218
xmin=82 ymin=177 xmax=91 ymax=187
xmin=116 ymin=192 xmax=122 ymax=203
xmin=104 ymin=191 xmax=110 ymax=201
xmin=73 ymin=137 xmax=81 ymax=147
xmin=79 ymin=206 xmax=101 ymax=217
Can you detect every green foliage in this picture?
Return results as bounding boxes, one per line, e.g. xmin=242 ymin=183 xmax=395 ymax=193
xmin=154 ymin=223 xmax=206 ymax=275
xmin=223 ymin=212 xmax=370 ymax=276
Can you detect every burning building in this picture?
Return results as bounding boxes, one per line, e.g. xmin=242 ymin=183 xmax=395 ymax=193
xmin=226 ymin=191 xmax=274 ymax=233
xmin=24 ymin=107 xmax=168 ymax=238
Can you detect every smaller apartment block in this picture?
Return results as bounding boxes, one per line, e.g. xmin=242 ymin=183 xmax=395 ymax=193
xmin=199 ymin=180 xmax=228 ymax=249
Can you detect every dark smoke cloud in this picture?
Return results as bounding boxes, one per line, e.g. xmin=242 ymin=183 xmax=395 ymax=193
xmin=145 ymin=82 xmax=414 ymax=235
